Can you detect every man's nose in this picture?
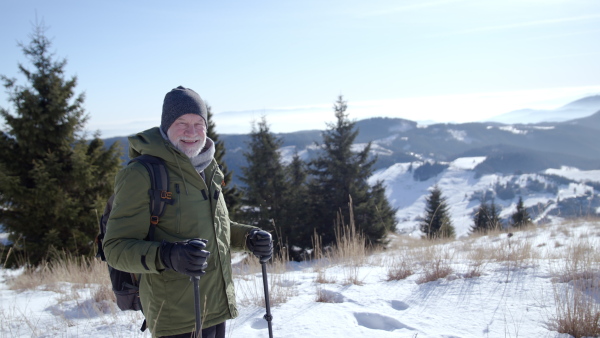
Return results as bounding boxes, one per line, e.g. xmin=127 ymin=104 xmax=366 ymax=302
xmin=186 ymin=125 xmax=204 ymax=134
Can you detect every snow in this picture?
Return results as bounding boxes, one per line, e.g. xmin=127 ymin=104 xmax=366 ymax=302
xmin=1 ymin=160 xmax=600 ymax=337
xmin=0 ymin=233 xmax=8 ymax=246
xmin=369 ymin=158 xmax=600 ymax=238
xmin=449 ymin=157 xmax=486 ymax=170
xmin=351 ymin=143 xmax=394 ymax=156
xmin=447 ymin=129 xmax=472 ymax=143
xmin=2 ymin=220 xmax=598 ymax=337
xmin=498 ymin=126 xmax=528 ymax=134
xmin=545 ymin=167 xmax=600 ymax=183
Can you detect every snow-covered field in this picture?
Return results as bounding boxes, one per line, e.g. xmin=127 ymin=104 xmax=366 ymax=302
xmin=2 ymin=218 xmax=599 ymax=337
xmin=1 ymin=159 xmax=599 ymax=337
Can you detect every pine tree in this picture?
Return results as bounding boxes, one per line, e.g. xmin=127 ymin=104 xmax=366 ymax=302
xmin=471 ymin=198 xmax=501 ymax=234
xmin=205 ymin=103 xmax=242 ymax=216
xmin=308 ymin=95 xmax=397 ymax=248
xmin=283 ymin=152 xmax=311 ymax=259
xmin=420 ymin=185 xmax=455 ymax=239
xmin=0 ymin=24 xmax=122 ymax=265
xmin=240 ymin=116 xmax=289 ymax=246
xmin=472 ymin=202 xmax=491 ymax=234
xmin=511 ymin=196 xmax=532 ymax=228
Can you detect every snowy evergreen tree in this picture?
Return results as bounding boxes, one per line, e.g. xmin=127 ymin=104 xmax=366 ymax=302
xmin=420 ymin=185 xmax=455 ymax=239
xmin=0 ymin=24 xmax=121 ymax=265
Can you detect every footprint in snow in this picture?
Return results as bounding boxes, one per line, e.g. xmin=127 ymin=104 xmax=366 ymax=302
xmin=251 ymin=318 xmax=269 ymax=330
xmin=354 ymin=312 xmax=414 ymax=332
xmin=391 ymin=300 xmax=409 ymax=310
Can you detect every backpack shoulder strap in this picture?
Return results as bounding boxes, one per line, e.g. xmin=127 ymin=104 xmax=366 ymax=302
xmin=95 ymin=194 xmax=116 ymax=261
xmin=129 ymin=154 xmax=174 ymax=241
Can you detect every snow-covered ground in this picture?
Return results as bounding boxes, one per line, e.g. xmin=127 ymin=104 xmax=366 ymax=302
xmin=2 ymin=218 xmax=599 ymax=337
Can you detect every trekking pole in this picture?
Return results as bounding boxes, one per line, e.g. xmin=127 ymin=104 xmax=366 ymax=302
xmin=188 ymin=239 xmax=208 ymax=338
xmin=192 ymin=275 xmax=202 ymax=338
xmin=261 ymin=261 xmax=273 ymax=338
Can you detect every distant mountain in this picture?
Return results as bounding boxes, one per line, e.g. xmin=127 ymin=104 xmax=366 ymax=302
xmin=102 ymin=96 xmax=600 ymax=188
xmin=562 ymin=110 xmax=600 ymax=130
xmin=486 ymin=95 xmax=600 ymax=124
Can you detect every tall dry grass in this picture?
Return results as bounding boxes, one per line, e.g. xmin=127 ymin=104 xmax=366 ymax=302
xmin=548 ymin=235 xmax=600 ymax=337
xmin=550 ymin=281 xmax=600 ymax=338
xmin=8 ymin=249 xmax=112 ymax=301
xmin=9 ymin=251 xmax=108 ymax=287
xmin=309 ymin=202 xmax=371 ymax=286
xmin=233 ymin=249 xmax=298 ymax=308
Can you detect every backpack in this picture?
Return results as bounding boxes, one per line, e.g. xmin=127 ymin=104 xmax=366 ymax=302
xmin=96 ymin=154 xmax=173 ymax=312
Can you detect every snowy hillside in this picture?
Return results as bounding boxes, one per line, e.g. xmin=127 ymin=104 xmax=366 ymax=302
xmin=370 ymin=157 xmax=600 ymax=238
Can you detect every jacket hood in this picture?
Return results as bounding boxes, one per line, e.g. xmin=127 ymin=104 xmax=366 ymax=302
xmin=128 ymin=127 xmax=185 ymax=165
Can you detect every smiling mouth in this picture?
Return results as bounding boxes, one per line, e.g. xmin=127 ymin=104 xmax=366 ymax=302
xmin=180 ymin=139 xmax=199 ymax=144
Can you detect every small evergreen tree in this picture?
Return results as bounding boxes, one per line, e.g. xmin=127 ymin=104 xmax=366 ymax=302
xmin=0 ymin=24 xmax=122 ymax=265
xmin=420 ymin=185 xmax=455 ymax=239
xmin=471 ymin=198 xmax=501 ymax=234
xmin=511 ymin=196 xmax=532 ymax=228
xmin=240 ymin=116 xmax=289 ymax=247
xmin=472 ymin=202 xmax=491 ymax=234
xmin=205 ymin=103 xmax=242 ymax=216
xmin=308 ymin=95 xmax=397 ymax=248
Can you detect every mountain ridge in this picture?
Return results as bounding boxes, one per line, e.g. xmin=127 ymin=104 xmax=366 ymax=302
xmin=102 ymin=96 xmax=600 ymax=188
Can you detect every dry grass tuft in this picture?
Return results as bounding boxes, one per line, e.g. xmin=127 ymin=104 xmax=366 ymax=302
xmin=548 ymin=230 xmax=600 ymax=338
xmin=550 ymin=280 xmax=600 ymax=338
xmin=315 ymin=287 xmax=344 ymax=303
xmin=94 ymin=283 xmax=117 ymax=304
xmin=416 ymin=258 xmax=453 ymax=284
xmin=8 ymin=249 xmax=110 ymax=291
xmin=385 ymin=255 xmax=414 ymax=281
xmin=315 ymin=270 xmax=337 ymax=284
xmin=559 ymin=240 xmax=600 ymax=282
xmin=310 ymin=199 xmax=370 ymax=286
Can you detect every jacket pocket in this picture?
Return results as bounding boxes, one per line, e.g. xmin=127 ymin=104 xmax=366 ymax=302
xmin=161 ymin=269 xmax=189 ymax=282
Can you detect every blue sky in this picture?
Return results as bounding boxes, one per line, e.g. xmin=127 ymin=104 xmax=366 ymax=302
xmin=1 ymin=0 xmax=600 ymax=137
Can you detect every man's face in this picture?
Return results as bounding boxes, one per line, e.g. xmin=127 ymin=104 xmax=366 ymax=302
xmin=167 ymin=114 xmax=207 ymax=158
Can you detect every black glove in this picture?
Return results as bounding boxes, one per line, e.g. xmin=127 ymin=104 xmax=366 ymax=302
xmin=246 ymin=229 xmax=273 ymax=263
xmin=160 ymin=239 xmax=210 ymax=277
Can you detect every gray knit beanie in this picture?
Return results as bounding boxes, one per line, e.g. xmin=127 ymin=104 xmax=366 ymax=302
xmin=161 ymin=86 xmax=207 ymax=133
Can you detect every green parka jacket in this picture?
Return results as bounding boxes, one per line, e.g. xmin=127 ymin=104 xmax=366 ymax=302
xmin=103 ymin=127 xmax=256 ymax=337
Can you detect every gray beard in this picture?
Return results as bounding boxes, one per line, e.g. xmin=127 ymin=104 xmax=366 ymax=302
xmin=160 ymin=128 xmax=215 ymax=174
